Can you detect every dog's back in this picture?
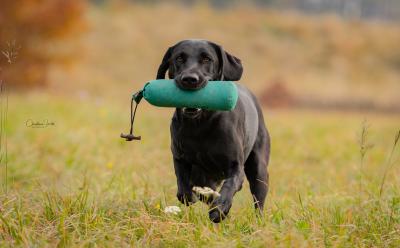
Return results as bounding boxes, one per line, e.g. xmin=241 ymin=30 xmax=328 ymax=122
xmin=236 ymin=83 xmax=260 ymax=160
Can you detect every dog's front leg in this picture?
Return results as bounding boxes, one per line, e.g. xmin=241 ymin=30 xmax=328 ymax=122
xmin=209 ymin=168 xmax=245 ymax=223
xmin=174 ymin=157 xmax=196 ymax=205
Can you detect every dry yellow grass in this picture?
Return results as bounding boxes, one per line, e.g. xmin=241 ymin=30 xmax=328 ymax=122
xmin=1 ymin=92 xmax=399 ymax=246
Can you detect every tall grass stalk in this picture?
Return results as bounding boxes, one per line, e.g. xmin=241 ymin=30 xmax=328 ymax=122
xmin=357 ymin=121 xmax=372 ymax=200
xmin=1 ymin=41 xmax=14 ymax=194
xmin=379 ymin=130 xmax=400 ymax=197
xmin=0 ymin=80 xmax=8 ymax=194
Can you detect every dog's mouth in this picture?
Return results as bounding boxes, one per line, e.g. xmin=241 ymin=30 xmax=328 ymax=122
xmin=176 ymin=81 xmax=207 ymax=91
xmin=182 ymin=107 xmax=202 ymax=117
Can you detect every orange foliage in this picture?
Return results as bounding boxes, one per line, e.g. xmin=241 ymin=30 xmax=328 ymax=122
xmin=0 ymin=0 xmax=87 ymax=88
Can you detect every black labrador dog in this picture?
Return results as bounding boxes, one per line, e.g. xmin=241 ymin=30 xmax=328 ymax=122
xmin=156 ymin=39 xmax=270 ymax=222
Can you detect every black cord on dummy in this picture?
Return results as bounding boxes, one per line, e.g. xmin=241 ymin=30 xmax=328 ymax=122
xmin=120 ymin=90 xmax=143 ymax=141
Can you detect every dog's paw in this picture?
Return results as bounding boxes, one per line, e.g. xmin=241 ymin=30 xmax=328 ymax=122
xmin=177 ymin=191 xmax=196 ymax=206
xmin=208 ymin=197 xmax=232 ymax=223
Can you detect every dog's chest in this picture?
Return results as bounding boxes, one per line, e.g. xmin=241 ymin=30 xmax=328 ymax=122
xmin=175 ymin=131 xmax=240 ymax=179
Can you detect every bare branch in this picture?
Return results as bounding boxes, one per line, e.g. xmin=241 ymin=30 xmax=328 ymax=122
xmin=2 ymin=40 xmax=20 ymax=64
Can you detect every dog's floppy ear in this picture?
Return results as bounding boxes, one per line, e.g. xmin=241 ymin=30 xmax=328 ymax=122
xmin=210 ymin=42 xmax=243 ymax=81
xmin=156 ymin=46 xmax=175 ymax=79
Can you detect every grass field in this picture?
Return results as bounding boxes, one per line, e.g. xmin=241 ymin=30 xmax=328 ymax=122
xmin=0 ymin=92 xmax=399 ymax=247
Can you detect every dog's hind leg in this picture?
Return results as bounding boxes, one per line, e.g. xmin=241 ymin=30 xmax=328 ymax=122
xmin=244 ymin=126 xmax=270 ymax=212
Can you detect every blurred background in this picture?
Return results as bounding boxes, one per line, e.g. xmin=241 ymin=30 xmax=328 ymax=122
xmin=1 ymin=0 xmax=400 ymax=112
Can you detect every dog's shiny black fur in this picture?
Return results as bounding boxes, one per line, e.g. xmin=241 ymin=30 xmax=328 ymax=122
xmin=156 ymin=40 xmax=270 ymax=222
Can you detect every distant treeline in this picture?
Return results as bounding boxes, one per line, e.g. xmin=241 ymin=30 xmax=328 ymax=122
xmin=260 ymin=0 xmax=400 ymax=21
xmin=92 ymin=0 xmax=400 ymax=21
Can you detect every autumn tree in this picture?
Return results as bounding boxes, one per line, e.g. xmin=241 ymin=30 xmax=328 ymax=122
xmin=0 ymin=0 xmax=86 ymax=88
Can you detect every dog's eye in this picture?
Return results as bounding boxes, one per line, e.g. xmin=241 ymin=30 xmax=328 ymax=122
xmin=176 ymin=56 xmax=184 ymax=63
xmin=201 ymin=57 xmax=211 ymax=63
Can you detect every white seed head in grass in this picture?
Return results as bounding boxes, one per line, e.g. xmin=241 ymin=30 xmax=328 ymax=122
xmin=164 ymin=206 xmax=181 ymax=215
xmin=192 ymin=186 xmax=221 ymax=198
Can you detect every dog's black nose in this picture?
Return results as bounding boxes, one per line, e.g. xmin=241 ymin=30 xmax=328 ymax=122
xmin=181 ymin=74 xmax=199 ymax=85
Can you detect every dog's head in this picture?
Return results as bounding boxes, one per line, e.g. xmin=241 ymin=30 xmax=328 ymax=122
xmin=156 ymin=40 xmax=243 ymax=117
xmin=156 ymin=40 xmax=243 ymax=90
